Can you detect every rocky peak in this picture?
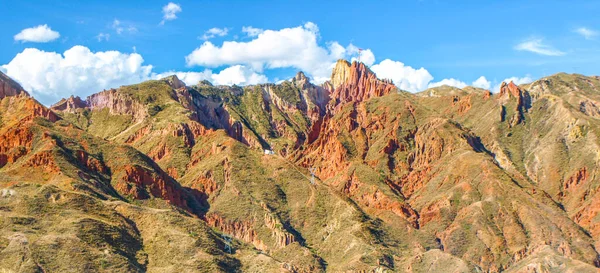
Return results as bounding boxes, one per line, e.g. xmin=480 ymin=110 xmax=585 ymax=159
xmin=293 ymin=71 xmax=308 ymax=83
xmin=161 ymin=75 xmax=186 ymax=89
xmin=498 ymin=81 xmax=531 ymax=126
xmin=499 ymin=81 xmax=522 ymax=99
xmin=197 ymin=80 xmax=213 ymax=87
xmin=0 ymin=71 xmax=29 ymax=100
xmin=330 ymin=60 xmax=353 ymax=89
xmin=327 ymin=59 xmax=397 ymax=107
xmin=51 ymin=95 xmax=88 ymax=113
xmin=291 ymin=71 xmax=312 ymax=90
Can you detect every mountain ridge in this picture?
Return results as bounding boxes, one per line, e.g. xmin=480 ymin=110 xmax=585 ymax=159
xmin=2 ymin=62 xmax=600 ymax=272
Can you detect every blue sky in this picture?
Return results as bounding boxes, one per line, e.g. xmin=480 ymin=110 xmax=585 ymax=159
xmin=1 ymin=0 xmax=599 ymax=104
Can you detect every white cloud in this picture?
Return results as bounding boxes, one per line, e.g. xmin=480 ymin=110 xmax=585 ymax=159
xmin=155 ymin=65 xmax=267 ymax=86
xmin=242 ymin=26 xmax=263 ymax=37
xmin=370 ymin=59 xmax=433 ymax=92
xmin=514 ymin=38 xmax=565 ymax=56
xmin=1 ymin=46 xmax=153 ymax=105
xmin=112 ymin=19 xmax=137 ymax=35
xmin=211 ymin=65 xmax=268 ymax=85
xmin=161 ymin=2 xmax=182 ymax=25
xmin=493 ymin=76 xmax=533 ymax=92
xmin=186 ymin=22 xmax=373 ymax=83
xmin=96 ymin=33 xmax=110 ymax=42
xmin=14 ymin=25 xmax=60 ymax=43
xmin=346 ymin=44 xmax=375 ymax=66
xmin=425 ymin=76 xmax=492 ymax=90
xmin=471 ymin=76 xmax=491 ymax=90
xmin=200 ymin=27 xmax=229 ymax=40
xmin=428 ymin=78 xmax=467 ymax=89
xmin=575 ymin=27 xmax=598 ymax=40
xmin=113 ymin=19 xmax=123 ymax=34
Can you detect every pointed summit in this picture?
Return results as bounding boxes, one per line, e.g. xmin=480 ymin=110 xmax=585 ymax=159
xmin=161 ymin=74 xmax=186 ymax=89
xmin=51 ymin=95 xmax=88 ymax=112
xmin=327 ymin=59 xmax=396 ymax=107
xmin=329 ymin=60 xmax=379 ymax=90
xmin=293 ymin=71 xmax=309 ymax=83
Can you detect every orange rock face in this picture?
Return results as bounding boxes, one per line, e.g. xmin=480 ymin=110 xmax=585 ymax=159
xmin=499 ymin=81 xmax=530 ymax=126
xmin=327 ymin=60 xmax=397 ymax=110
xmin=115 ymin=164 xmax=198 ymax=214
xmin=205 ymin=213 xmax=266 ymax=250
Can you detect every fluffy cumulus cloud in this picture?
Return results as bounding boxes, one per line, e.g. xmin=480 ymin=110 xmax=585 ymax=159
xmin=346 ymin=44 xmax=375 ymax=66
xmin=514 ymin=38 xmax=565 ymax=56
xmin=14 ymin=25 xmax=60 ymax=43
xmin=1 ymin=46 xmax=153 ymax=104
xmin=242 ymin=26 xmax=263 ymax=37
xmin=370 ymin=59 xmax=433 ymax=92
xmin=1 ymin=45 xmax=269 ymax=105
xmin=428 ymin=76 xmax=492 ymax=90
xmin=161 ymin=2 xmax=182 ymax=25
xmin=472 ymin=76 xmax=491 ymax=90
xmin=201 ymin=27 xmax=229 ymax=40
xmin=185 ymin=22 xmax=370 ymax=83
xmin=575 ymin=27 xmax=598 ymax=40
xmin=428 ymin=78 xmax=467 ymax=89
xmin=185 ymin=22 xmax=489 ymax=91
xmin=155 ymin=65 xmax=267 ymax=86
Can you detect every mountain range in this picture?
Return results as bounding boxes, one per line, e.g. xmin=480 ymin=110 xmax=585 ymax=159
xmin=1 ymin=59 xmax=600 ymax=272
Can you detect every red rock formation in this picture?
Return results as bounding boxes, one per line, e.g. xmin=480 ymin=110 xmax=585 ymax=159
xmin=264 ymin=213 xmax=296 ymax=248
xmin=115 ymin=165 xmax=193 ymax=213
xmin=574 ymin=189 xmax=600 ymax=241
xmin=205 ymin=213 xmax=266 ymax=250
xmin=327 ymin=60 xmax=397 ymax=109
xmin=75 ymin=150 xmax=108 ymax=174
xmin=452 ymin=95 xmax=472 ymax=115
xmin=25 ymin=99 xmax=60 ymax=122
xmin=24 ymin=151 xmax=60 ymax=173
xmin=50 ymin=95 xmax=87 ymax=113
xmin=191 ymin=171 xmax=219 ymax=197
xmin=125 ymin=126 xmax=152 ymax=144
xmin=564 ymin=168 xmax=588 ymax=192
xmin=498 ymin=81 xmax=529 ymax=126
xmin=0 ymin=71 xmax=28 ymax=99
xmin=0 ymin=126 xmax=35 ymax=166
xmin=499 ymin=81 xmax=521 ymax=98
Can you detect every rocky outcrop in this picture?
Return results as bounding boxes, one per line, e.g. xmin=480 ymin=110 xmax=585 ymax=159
xmin=498 ymin=81 xmax=531 ymax=126
xmin=51 ymin=88 xmax=148 ymax=121
xmin=161 ymin=75 xmax=186 ymax=90
xmin=327 ymin=60 xmax=396 ymax=109
xmin=0 ymin=71 xmax=28 ymax=99
xmin=86 ymin=89 xmax=147 ymax=121
xmin=205 ymin=213 xmax=267 ymax=250
xmin=115 ymin=165 xmax=199 ymax=214
xmin=50 ymin=96 xmax=87 ymax=113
